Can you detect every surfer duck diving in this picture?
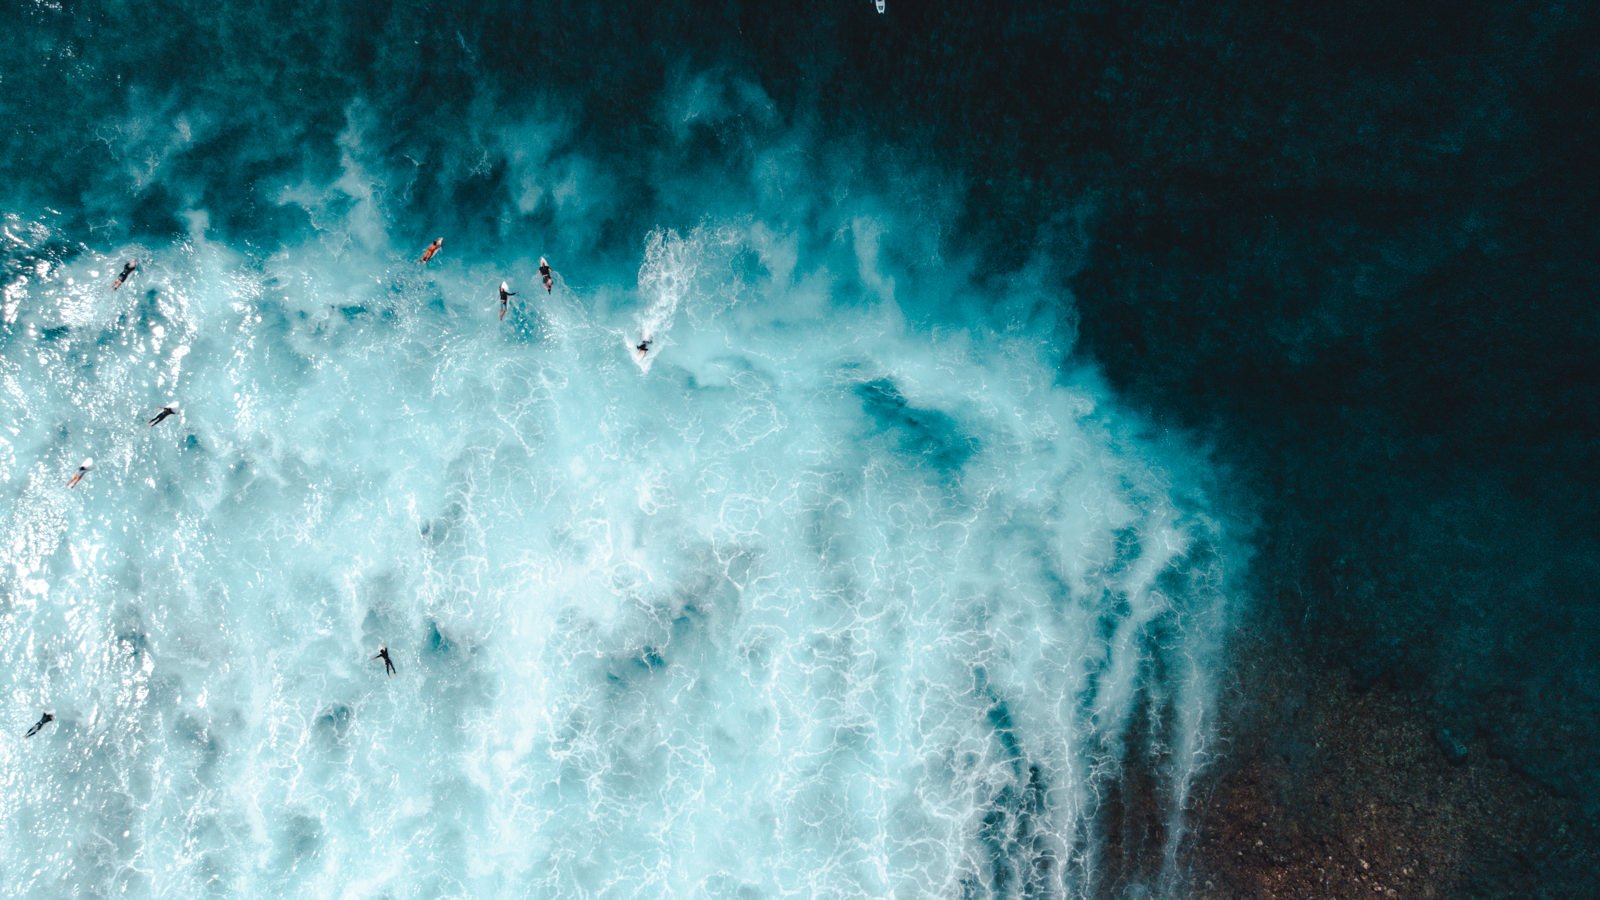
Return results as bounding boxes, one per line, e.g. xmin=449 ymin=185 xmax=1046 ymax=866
xmin=24 ymin=712 xmax=54 ymax=738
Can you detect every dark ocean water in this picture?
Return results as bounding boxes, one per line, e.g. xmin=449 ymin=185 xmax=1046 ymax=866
xmin=3 ymin=0 xmax=1596 ymax=897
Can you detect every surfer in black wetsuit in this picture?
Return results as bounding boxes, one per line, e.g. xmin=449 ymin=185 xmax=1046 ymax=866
xmin=67 ymin=458 xmax=93 ymax=489
xmin=636 ymin=339 xmax=651 ymax=361
xmin=148 ymin=401 xmax=180 ymax=427
xmin=372 ymin=646 xmax=396 ymax=677
xmin=539 ymin=257 xmax=553 ymax=293
xmin=498 ymin=282 xmax=518 ymax=321
xmin=24 ymin=712 xmax=54 ymax=738
xmin=112 ymin=259 xmax=138 ymax=291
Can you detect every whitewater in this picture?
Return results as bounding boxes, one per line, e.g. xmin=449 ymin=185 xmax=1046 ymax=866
xmin=1 ymin=47 xmax=1237 ymax=900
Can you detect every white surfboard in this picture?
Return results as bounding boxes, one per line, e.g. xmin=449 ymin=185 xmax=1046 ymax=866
xmin=876 ymin=0 xmax=885 ymax=12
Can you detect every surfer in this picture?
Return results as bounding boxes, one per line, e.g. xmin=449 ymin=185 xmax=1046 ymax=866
xmin=67 ymin=458 xmax=93 ymax=489
xmin=419 ymin=238 xmax=444 ymax=264
xmin=111 ymin=259 xmax=138 ymax=291
xmin=372 ymin=646 xmax=396 ymax=677
xmin=24 ymin=712 xmax=54 ymax=738
xmin=539 ymin=257 xmax=553 ymax=293
xmin=498 ymin=282 xmax=518 ymax=321
xmin=635 ymin=339 xmax=651 ymax=361
xmin=148 ymin=401 xmax=181 ymax=427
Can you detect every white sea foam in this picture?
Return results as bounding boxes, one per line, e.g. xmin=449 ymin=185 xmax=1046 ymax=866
xmin=0 ymin=198 xmax=1231 ymax=897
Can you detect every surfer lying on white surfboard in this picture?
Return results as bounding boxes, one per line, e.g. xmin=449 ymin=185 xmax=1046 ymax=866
xmin=498 ymin=281 xmax=518 ymax=320
xmin=372 ymin=646 xmax=396 ymax=677
xmin=148 ymin=401 xmax=180 ymax=427
xmin=111 ymin=259 xmax=138 ymax=290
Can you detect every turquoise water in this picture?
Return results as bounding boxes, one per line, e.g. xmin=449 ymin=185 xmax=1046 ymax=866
xmin=1 ymin=5 xmax=1240 ymax=897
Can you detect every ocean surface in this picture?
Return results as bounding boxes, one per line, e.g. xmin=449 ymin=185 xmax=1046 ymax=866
xmin=6 ymin=1 xmax=1598 ymax=897
xmin=0 ymin=2 xmax=1244 ymax=897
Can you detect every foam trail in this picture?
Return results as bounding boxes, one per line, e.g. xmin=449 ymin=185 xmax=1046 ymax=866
xmin=631 ymin=228 xmax=701 ymax=370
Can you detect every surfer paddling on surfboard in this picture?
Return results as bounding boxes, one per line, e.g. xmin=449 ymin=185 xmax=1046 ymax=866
xmin=539 ymin=257 xmax=553 ymax=293
xmin=498 ymin=282 xmax=518 ymax=320
xmin=67 ymin=458 xmax=93 ymax=489
xmin=372 ymin=646 xmax=396 ymax=677
xmin=148 ymin=401 xmax=180 ymax=427
xmin=419 ymin=238 xmax=444 ymax=264
xmin=112 ymin=259 xmax=138 ymax=291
